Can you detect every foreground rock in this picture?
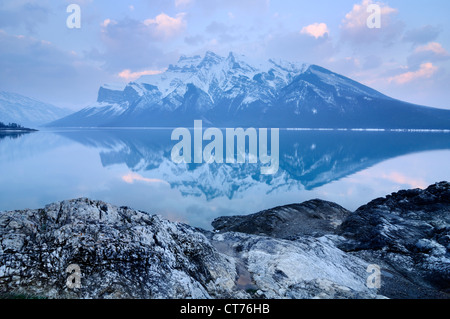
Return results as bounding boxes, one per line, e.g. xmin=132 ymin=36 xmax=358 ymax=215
xmin=0 ymin=199 xmax=238 ymax=299
xmin=1 ymin=182 xmax=449 ymax=299
xmin=210 ymin=232 xmax=379 ymax=299
xmin=338 ymin=181 xmax=450 ymax=297
xmin=0 ymin=199 xmax=380 ymax=299
xmin=212 ymin=199 xmax=350 ymax=239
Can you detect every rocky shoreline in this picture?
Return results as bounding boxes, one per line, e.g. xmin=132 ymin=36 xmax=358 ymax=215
xmin=1 ymin=182 xmax=449 ymax=299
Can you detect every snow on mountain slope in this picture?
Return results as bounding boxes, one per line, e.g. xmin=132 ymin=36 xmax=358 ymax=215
xmin=0 ymin=91 xmax=71 ymax=127
xmin=48 ymin=51 xmax=450 ymax=129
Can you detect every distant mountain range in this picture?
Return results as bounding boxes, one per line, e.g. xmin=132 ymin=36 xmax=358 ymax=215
xmin=48 ymin=51 xmax=450 ymax=129
xmin=0 ymin=91 xmax=70 ymax=127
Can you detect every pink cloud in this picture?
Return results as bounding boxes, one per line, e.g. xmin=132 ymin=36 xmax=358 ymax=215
xmin=118 ymin=69 xmax=165 ymax=82
xmin=301 ymin=23 xmax=329 ymax=39
xmin=101 ymin=19 xmax=114 ymax=28
xmin=340 ymin=0 xmax=400 ymax=44
xmin=144 ymin=13 xmax=187 ymax=39
xmin=414 ymin=42 xmax=449 ymax=56
xmin=381 ymin=172 xmax=427 ymax=189
xmin=342 ymin=0 xmax=397 ymax=29
xmin=388 ymin=62 xmax=438 ymax=84
xmin=122 ymin=172 xmax=169 ymax=185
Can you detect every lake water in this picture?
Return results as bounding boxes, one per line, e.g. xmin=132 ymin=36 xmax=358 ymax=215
xmin=1 ymin=128 xmax=449 ymax=230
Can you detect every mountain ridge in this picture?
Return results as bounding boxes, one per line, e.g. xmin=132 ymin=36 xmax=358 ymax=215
xmin=0 ymin=91 xmax=70 ymax=128
xmin=48 ymin=52 xmax=450 ymax=129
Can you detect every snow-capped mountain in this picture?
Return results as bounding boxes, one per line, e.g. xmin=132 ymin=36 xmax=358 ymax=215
xmin=49 ymin=51 xmax=450 ymax=129
xmin=0 ymin=91 xmax=70 ymax=127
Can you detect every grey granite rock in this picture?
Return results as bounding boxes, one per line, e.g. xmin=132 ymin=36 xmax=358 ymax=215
xmin=210 ymin=232 xmax=381 ymax=299
xmin=0 ymin=198 xmax=238 ymax=299
xmin=212 ymin=199 xmax=350 ymax=239
xmin=338 ymin=181 xmax=450 ymax=297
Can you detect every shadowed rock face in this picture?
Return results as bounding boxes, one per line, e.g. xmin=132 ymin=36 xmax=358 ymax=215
xmin=338 ymin=181 xmax=450 ymax=294
xmin=0 ymin=183 xmax=449 ymax=299
xmin=212 ymin=199 xmax=351 ymax=239
xmin=339 ymin=181 xmax=450 ymax=249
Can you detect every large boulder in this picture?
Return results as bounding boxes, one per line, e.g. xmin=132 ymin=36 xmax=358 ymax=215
xmin=0 ymin=198 xmax=238 ymax=299
xmin=212 ymin=199 xmax=350 ymax=239
xmin=338 ymin=181 xmax=450 ymax=296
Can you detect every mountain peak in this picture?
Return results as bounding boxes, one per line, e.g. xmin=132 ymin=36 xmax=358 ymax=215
xmin=227 ymin=51 xmax=237 ymax=61
xmin=205 ymin=50 xmax=221 ymax=58
xmin=199 ymin=51 xmax=223 ymax=67
xmin=226 ymin=51 xmax=248 ymax=61
xmin=178 ymin=54 xmax=202 ymax=63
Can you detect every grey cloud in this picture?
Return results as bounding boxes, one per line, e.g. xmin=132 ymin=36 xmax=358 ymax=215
xmin=363 ymin=55 xmax=383 ymax=70
xmin=340 ymin=19 xmax=405 ymax=47
xmin=380 ymin=66 xmax=410 ymax=78
xmin=192 ymin=0 xmax=269 ymax=13
xmin=95 ymin=18 xmax=183 ymax=72
xmin=205 ymin=21 xmax=243 ymax=43
xmin=184 ymin=34 xmax=205 ymax=46
xmin=264 ymin=31 xmax=336 ymax=64
xmin=206 ymin=21 xmax=229 ymax=34
xmin=0 ymin=31 xmax=110 ymax=109
xmin=403 ymin=25 xmax=442 ymax=46
xmin=339 ymin=1 xmax=404 ymax=48
xmin=0 ymin=2 xmax=50 ymax=33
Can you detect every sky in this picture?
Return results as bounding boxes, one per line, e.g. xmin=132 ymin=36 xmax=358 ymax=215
xmin=0 ymin=0 xmax=450 ymax=111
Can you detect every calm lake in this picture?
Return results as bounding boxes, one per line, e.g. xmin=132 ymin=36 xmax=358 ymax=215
xmin=1 ymin=128 xmax=449 ymax=230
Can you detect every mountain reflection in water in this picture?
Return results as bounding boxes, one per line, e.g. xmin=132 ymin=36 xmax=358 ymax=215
xmin=0 ymin=128 xmax=449 ymax=229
